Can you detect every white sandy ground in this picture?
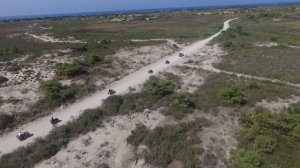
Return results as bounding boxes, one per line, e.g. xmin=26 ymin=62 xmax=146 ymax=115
xmin=35 ymin=107 xmax=240 ymax=168
xmin=254 ymin=42 xmax=300 ymax=49
xmin=256 ymin=95 xmax=300 ymax=113
xmin=34 ymin=43 xmax=240 ymax=168
xmin=0 ymin=49 xmax=79 ymax=114
xmin=0 ymin=18 xmax=237 ymax=156
xmin=111 ymin=44 xmax=176 ymax=75
xmin=0 ymin=42 xmax=175 ymax=114
xmin=25 ymin=33 xmax=87 ymax=44
xmin=35 ymin=110 xmax=169 ymax=168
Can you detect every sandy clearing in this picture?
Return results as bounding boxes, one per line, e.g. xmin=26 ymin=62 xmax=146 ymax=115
xmin=254 ymin=42 xmax=300 ymax=49
xmin=256 ymin=95 xmax=300 ymax=113
xmin=198 ymin=107 xmax=241 ymax=168
xmin=200 ymin=65 xmax=300 ymax=88
xmin=0 ymin=50 xmax=78 ymax=114
xmin=0 ymin=18 xmax=237 ymax=156
xmin=25 ymin=33 xmax=87 ymax=44
xmin=35 ymin=110 xmax=170 ymax=168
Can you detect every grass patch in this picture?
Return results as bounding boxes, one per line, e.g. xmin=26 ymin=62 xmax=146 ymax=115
xmin=215 ymin=11 xmax=300 ymax=83
xmin=192 ymin=74 xmax=298 ymax=109
xmin=0 ymin=47 xmax=21 ymax=61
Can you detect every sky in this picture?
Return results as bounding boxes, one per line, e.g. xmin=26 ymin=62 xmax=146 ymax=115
xmin=0 ymin=0 xmax=300 ymax=17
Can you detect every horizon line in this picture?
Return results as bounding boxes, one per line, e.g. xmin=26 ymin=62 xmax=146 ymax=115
xmin=1 ymin=1 xmax=299 ymax=21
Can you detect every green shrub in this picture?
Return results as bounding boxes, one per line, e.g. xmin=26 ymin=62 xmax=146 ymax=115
xmin=233 ymin=107 xmax=300 ymax=168
xmin=0 ymin=114 xmax=15 ymax=130
xmin=292 ymin=124 xmax=300 ymax=140
xmin=231 ymin=149 xmax=263 ymax=168
xmin=286 ymin=103 xmax=300 ymax=114
xmin=85 ymin=54 xmax=102 ymax=65
xmin=126 ymin=124 xmax=149 ymax=147
xmin=0 ymin=76 xmax=8 ymax=84
xmin=102 ymin=95 xmax=123 ymax=115
xmin=173 ymin=93 xmax=194 ymax=108
xmin=55 ymin=61 xmax=86 ymax=77
xmin=40 ymin=80 xmax=75 ymax=101
xmin=0 ymin=47 xmax=21 ymax=61
xmin=254 ymin=135 xmax=277 ymax=154
xmin=218 ymin=87 xmax=247 ymax=105
xmin=127 ymin=119 xmax=208 ymax=167
xmin=71 ymin=44 xmax=88 ymax=52
xmin=223 ymin=41 xmax=234 ymax=48
xmin=144 ymin=77 xmax=175 ymax=96
xmin=239 ymin=111 xmax=253 ymax=127
xmin=174 ymin=125 xmax=186 ymax=134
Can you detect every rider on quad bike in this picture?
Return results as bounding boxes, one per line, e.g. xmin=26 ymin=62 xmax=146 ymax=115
xmin=108 ymin=89 xmax=116 ymax=95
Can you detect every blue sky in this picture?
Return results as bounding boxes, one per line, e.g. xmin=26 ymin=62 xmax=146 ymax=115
xmin=0 ymin=0 xmax=299 ymax=17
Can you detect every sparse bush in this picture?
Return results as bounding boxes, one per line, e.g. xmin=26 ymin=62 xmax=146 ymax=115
xmin=286 ymin=103 xmax=300 ymax=114
xmin=102 ymin=95 xmax=123 ymax=115
xmin=127 ymin=119 xmax=208 ymax=167
xmin=126 ymin=124 xmax=149 ymax=147
xmin=174 ymin=125 xmax=186 ymax=134
xmin=0 ymin=76 xmax=8 ymax=84
xmin=55 ymin=61 xmax=86 ymax=77
xmin=144 ymin=77 xmax=175 ymax=96
xmin=0 ymin=114 xmax=15 ymax=130
xmin=231 ymin=149 xmax=263 ymax=168
xmin=203 ymin=153 xmax=217 ymax=168
xmin=233 ymin=107 xmax=300 ymax=168
xmin=0 ymin=47 xmax=21 ymax=61
xmin=85 ymin=54 xmax=103 ymax=65
xmin=223 ymin=41 xmax=234 ymax=48
xmin=248 ymin=81 xmax=260 ymax=90
xmin=254 ymin=135 xmax=277 ymax=154
xmin=72 ymin=44 xmax=88 ymax=52
xmin=218 ymin=87 xmax=247 ymax=105
xmin=173 ymin=93 xmax=194 ymax=108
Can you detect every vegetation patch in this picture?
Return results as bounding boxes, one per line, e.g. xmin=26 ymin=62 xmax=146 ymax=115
xmin=0 ymin=79 xmax=95 ymax=133
xmin=55 ymin=53 xmax=103 ymax=77
xmin=218 ymin=87 xmax=247 ymax=105
xmin=127 ymin=118 xmax=210 ymax=167
xmin=231 ymin=106 xmax=300 ymax=168
xmin=215 ymin=12 xmax=300 ymax=83
xmin=192 ymin=74 xmax=298 ymax=109
xmin=144 ymin=76 xmax=175 ymax=96
xmin=0 ymin=47 xmax=21 ymax=61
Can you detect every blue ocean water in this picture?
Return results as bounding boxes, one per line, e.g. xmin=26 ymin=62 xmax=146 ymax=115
xmin=0 ymin=2 xmax=298 ymax=21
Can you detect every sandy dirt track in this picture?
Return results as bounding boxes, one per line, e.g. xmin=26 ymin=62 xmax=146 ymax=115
xmin=0 ymin=18 xmax=237 ymax=156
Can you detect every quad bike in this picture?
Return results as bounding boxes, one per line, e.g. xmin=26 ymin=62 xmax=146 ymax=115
xmin=148 ymin=69 xmax=154 ymax=74
xmin=16 ymin=132 xmax=31 ymax=141
xmin=50 ymin=117 xmax=61 ymax=126
xmin=108 ymin=89 xmax=116 ymax=95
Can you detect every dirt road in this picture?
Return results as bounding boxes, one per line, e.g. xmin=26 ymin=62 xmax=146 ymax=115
xmin=0 ymin=18 xmax=237 ymax=156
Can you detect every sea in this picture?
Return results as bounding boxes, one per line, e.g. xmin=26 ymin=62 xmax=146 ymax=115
xmin=0 ymin=2 xmax=299 ymax=21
